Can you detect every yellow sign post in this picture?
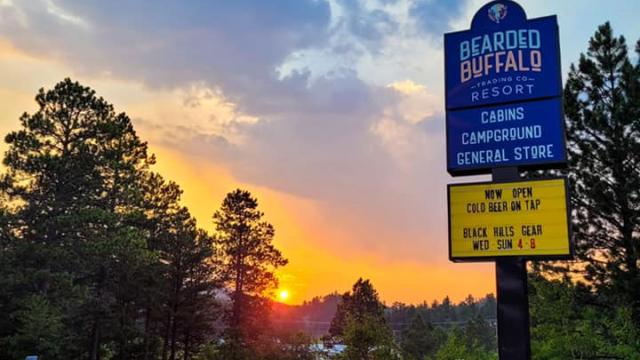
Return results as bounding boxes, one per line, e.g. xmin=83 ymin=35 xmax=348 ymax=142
xmin=448 ymin=177 xmax=571 ymax=261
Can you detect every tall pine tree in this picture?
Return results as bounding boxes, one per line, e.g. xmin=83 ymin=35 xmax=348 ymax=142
xmin=564 ymin=23 xmax=640 ymax=327
xmin=212 ymin=189 xmax=287 ymax=354
xmin=329 ymin=278 xmax=397 ymax=359
xmin=0 ymin=78 xmax=146 ymax=358
xmin=329 ymin=278 xmax=386 ymax=339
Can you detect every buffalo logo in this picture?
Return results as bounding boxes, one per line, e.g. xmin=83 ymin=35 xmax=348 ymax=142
xmin=488 ymin=3 xmax=508 ymax=24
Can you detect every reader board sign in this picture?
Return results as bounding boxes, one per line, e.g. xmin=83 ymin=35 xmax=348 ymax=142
xmin=444 ymin=1 xmax=562 ymax=109
xmin=447 ymin=97 xmax=566 ymax=172
xmin=448 ymin=178 xmax=571 ymax=261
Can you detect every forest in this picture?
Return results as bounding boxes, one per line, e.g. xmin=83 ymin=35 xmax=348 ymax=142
xmin=0 ymin=22 xmax=639 ymax=360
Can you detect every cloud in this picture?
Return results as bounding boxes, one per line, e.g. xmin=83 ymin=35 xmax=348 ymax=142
xmin=336 ymin=0 xmax=399 ymax=47
xmin=0 ymin=0 xmax=331 ymax=97
xmin=387 ymin=79 xmax=425 ymax=94
xmin=410 ymin=0 xmax=470 ymax=35
xmin=43 ymin=0 xmax=88 ymax=28
xmin=0 ymin=0 xmax=462 ymax=266
xmin=385 ymin=80 xmax=441 ymax=126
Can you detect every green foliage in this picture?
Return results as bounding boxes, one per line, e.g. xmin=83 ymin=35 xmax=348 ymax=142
xmin=6 ymin=295 xmax=65 ymax=359
xmin=0 ymin=79 xmax=219 ymax=359
xmin=605 ymin=307 xmax=640 ymax=359
xmin=330 ymin=278 xmax=385 ymax=338
xmin=463 ymin=313 xmax=496 ymax=352
xmin=328 ymin=279 xmax=399 ymax=359
xmin=430 ymin=312 xmax=496 ymax=360
xmin=255 ymin=331 xmax=319 ymax=360
xmin=529 ymin=274 xmax=640 ymax=359
xmin=434 ymin=329 xmax=496 ymax=360
xmin=400 ymin=313 xmax=444 ymax=360
xmin=340 ymin=313 xmax=399 ymax=360
xmin=563 ymin=22 xmax=640 ymax=325
xmin=197 ymin=332 xmax=320 ymax=360
xmin=528 ymin=21 xmax=640 ymax=360
xmin=279 ymin=332 xmax=318 ymax=360
xmin=212 ymin=329 xmax=254 ymax=360
xmin=0 ymin=78 xmax=155 ymax=359
xmin=194 ymin=343 xmax=221 ymax=360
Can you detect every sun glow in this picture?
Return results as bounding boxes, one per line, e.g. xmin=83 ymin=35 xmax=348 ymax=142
xmin=278 ymin=289 xmax=290 ymax=302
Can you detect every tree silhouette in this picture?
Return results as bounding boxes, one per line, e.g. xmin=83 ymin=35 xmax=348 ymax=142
xmin=213 ymin=189 xmax=287 ymax=347
xmin=1 ymin=78 xmax=153 ymax=359
xmin=400 ymin=313 xmax=443 ymax=360
xmin=563 ymin=22 xmax=640 ymax=327
xmin=329 ymin=278 xmax=397 ymax=358
xmin=329 ymin=278 xmax=386 ymax=339
xmin=341 ymin=313 xmax=398 ymax=360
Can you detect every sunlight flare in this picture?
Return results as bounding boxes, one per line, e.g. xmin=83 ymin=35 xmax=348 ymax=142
xmin=278 ymin=289 xmax=290 ymax=302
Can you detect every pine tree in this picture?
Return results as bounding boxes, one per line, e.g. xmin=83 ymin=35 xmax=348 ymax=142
xmin=0 ymin=78 xmax=149 ymax=358
xmin=328 ymin=279 xmax=397 ymax=359
xmin=435 ymin=329 xmax=494 ymax=360
xmin=463 ymin=312 xmax=496 ymax=352
xmin=7 ymin=295 xmax=65 ymax=359
xmin=158 ymin=207 xmax=219 ymax=360
xmin=329 ymin=278 xmax=386 ymax=339
xmin=138 ymin=173 xmax=220 ymax=360
xmin=400 ymin=313 xmax=443 ymax=360
xmin=341 ymin=313 xmax=399 ymax=360
xmin=563 ymin=23 xmax=640 ymax=327
xmin=212 ymin=189 xmax=287 ymax=350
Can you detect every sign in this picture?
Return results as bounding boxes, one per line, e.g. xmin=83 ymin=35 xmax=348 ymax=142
xmin=448 ymin=178 xmax=571 ymax=261
xmin=447 ymin=97 xmax=566 ymax=174
xmin=444 ymin=1 xmax=562 ymax=109
xmin=444 ymin=0 xmax=565 ymax=175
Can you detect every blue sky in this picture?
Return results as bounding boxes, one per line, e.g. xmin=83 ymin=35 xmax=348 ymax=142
xmin=0 ymin=0 xmax=638 ymax=303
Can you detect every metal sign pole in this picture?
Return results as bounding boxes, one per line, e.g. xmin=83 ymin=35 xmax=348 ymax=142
xmin=496 ymin=259 xmax=531 ymax=359
xmin=492 ymin=167 xmax=531 ymax=360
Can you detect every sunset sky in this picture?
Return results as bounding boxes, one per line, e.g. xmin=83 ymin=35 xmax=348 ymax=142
xmin=0 ymin=0 xmax=638 ymax=305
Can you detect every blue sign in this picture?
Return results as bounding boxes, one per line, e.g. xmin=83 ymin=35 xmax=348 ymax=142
xmin=444 ymin=0 xmax=565 ymax=175
xmin=447 ymin=98 xmax=566 ymax=174
xmin=445 ymin=1 xmax=561 ymax=110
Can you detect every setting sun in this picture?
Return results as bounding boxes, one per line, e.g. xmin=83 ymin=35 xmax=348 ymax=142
xmin=278 ymin=289 xmax=290 ymax=302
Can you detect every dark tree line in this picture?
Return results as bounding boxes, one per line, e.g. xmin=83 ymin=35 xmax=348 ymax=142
xmin=0 ymin=79 xmax=287 ymax=360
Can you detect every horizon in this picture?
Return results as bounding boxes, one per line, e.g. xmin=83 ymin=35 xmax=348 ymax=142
xmin=1 ymin=0 xmax=639 ymax=306
xmin=272 ymin=287 xmax=495 ymax=307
